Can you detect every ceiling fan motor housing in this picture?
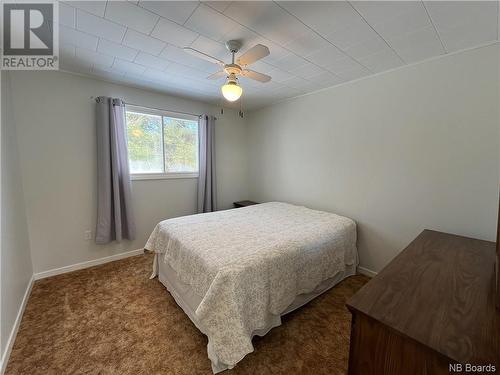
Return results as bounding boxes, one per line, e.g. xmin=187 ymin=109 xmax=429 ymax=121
xmin=224 ymin=64 xmax=242 ymax=76
xmin=225 ymin=40 xmax=242 ymax=53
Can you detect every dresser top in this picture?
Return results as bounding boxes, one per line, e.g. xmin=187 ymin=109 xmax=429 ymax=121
xmin=347 ymin=230 xmax=499 ymax=365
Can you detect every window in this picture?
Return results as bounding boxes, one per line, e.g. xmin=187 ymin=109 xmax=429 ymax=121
xmin=125 ymin=105 xmax=199 ymax=179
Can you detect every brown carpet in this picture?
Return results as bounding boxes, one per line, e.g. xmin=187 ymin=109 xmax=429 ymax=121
xmin=6 ymin=253 xmax=369 ymax=375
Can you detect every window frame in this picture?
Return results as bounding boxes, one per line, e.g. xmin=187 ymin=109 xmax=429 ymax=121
xmin=125 ymin=105 xmax=200 ymax=180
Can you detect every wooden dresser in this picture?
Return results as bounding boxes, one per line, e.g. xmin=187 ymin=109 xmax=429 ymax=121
xmin=347 ymin=230 xmax=499 ymax=375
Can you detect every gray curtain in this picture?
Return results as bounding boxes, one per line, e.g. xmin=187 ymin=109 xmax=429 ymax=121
xmin=95 ymin=96 xmax=135 ymax=244
xmin=197 ymin=115 xmax=217 ymax=213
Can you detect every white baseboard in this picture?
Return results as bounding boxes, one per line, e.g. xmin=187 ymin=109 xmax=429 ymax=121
xmin=0 ymin=249 xmax=145 ymax=373
xmin=0 ymin=275 xmax=34 ymax=375
xmin=33 ymin=248 xmax=145 ymax=280
xmin=357 ymin=266 xmax=378 ymax=278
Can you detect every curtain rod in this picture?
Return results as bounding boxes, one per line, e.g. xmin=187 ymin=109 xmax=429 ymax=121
xmin=90 ymin=96 xmax=217 ymax=119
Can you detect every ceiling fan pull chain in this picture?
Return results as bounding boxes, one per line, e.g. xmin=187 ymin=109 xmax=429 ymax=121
xmin=218 ymin=96 xmax=224 ymax=115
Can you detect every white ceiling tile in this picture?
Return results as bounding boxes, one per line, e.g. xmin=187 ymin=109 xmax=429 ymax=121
xmin=139 ymin=1 xmax=200 ymax=25
xmin=324 ymin=18 xmax=377 ymax=50
xmin=105 ymin=1 xmax=159 ymax=34
xmin=438 ymin=23 xmax=497 ymax=52
xmin=55 ymin=0 xmax=499 ymax=110
xmin=76 ymin=47 xmax=115 ymax=68
xmin=76 ymin=10 xmax=127 ymax=43
xmin=307 ymin=72 xmax=343 ymax=87
xmin=190 ymin=35 xmax=228 ymax=60
xmin=255 ymin=80 xmax=284 ymax=92
xmin=98 ymin=39 xmax=139 ymax=61
xmin=327 ymin=56 xmax=366 ymax=74
xmin=425 ymin=1 xmax=497 ymax=51
xmin=352 ymin=1 xmax=424 ymax=26
xmin=289 ymin=62 xmax=327 ymax=79
xmin=185 ymin=4 xmax=239 ymax=40
xmin=358 ymin=48 xmax=403 ymax=73
xmin=60 ymin=55 xmax=93 ymax=74
xmin=344 ymin=36 xmax=389 ymax=60
xmin=165 ymin=62 xmax=209 ymax=79
xmin=219 ymin=24 xmax=260 ymax=49
xmin=66 ymin=1 xmax=106 ymax=17
xmin=204 ymin=1 xmax=232 ymax=13
xmin=369 ymin=6 xmax=431 ymax=40
xmin=113 ymin=59 xmax=147 ymax=75
xmin=395 ymin=41 xmax=444 ymax=63
xmin=134 ymin=52 xmax=170 ymax=70
xmin=273 ymin=53 xmax=309 ymax=72
xmin=142 ymin=68 xmax=173 ymax=82
xmin=425 ymin=1 xmax=497 ymax=31
xmin=59 ymin=2 xmax=76 ymax=28
xmin=151 ymin=17 xmax=199 ymax=47
xmin=264 ymin=67 xmax=295 ymax=83
xmin=280 ymin=75 xmax=311 ymax=90
xmin=305 ymin=46 xmax=347 ymax=69
xmin=336 ymin=66 xmax=370 ymax=81
xmin=92 ymin=66 xmax=126 ymax=81
xmin=388 ymin=25 xmax=445 ymax=62
xmin=223 ymin=2 xmax=274 ymax=29
xmin=278 ymin=1 xmax=361 ymax=37
xmin=224 ymin=1 xmax=309 ymax=46
xmin=59 ymin=25 xmax=99 ymax=50
xmin=284 ymin=29 xmax=331 ymax=56
xmin=160 ymin=44 xmax=220 ymax=72
xmin=122 ymin=29 xmax=166 ymax=56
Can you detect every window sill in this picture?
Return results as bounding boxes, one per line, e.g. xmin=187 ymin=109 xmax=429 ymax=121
xmin=131 ymin=173 xmax=199 ymax=181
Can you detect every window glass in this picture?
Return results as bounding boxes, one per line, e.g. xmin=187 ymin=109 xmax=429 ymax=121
xmin=126 ymin=111 xmax=163 ymax=174
xmin=125 ymin=107 xmax=199 ymax=176
xmin=163 ymin=117 xmax=199 ymax=173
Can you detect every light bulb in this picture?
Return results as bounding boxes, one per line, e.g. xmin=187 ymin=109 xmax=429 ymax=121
xmin=221 ymin=81 xmax=242 ymax=102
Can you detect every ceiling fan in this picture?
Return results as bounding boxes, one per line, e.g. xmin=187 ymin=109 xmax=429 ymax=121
xmin=183 ymin=40 xmax=272 ymax=102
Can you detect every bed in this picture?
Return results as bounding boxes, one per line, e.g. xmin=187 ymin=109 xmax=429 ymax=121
xmin=145 ymin=202 xmax=358 ymax=373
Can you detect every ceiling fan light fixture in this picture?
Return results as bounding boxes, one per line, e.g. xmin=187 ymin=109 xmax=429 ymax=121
xmin=221 ymin=79 xmax=242 ymax=102
xmin=185 ymin=40 xmax=271 ymax=102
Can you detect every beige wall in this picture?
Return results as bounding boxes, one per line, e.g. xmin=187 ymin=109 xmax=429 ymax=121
xmin=246 ymin=44 xmax=500 ymax=273
xmin=8 ymin=71 xmax=248 ymax=274
xmin=1 ymin=72 xmax=33 ymax=358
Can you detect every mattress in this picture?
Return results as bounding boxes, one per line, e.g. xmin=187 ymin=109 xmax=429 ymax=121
xmin=145 ymin=202 xmax=358 ymax=373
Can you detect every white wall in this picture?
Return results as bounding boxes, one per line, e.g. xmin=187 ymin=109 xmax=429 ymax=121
xmin=8 ymin=70 xmax=248 ymax=274
xmin=5 ymin=44 xmax=499 ymax=279
xmin=247 ymin=44 xmax=500 ymax=273
xmin=1 ymin=72 xmax=33 ymax=360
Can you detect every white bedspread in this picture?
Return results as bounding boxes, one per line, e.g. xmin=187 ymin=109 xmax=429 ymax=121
xmin=145 ymin=202 xmax=357 ymax=371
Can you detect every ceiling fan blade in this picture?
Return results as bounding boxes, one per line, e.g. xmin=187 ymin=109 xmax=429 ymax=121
xmin=183 ymin=47 xmax=225 ymax=66
xmin=242 ymin=69 xmax=272 ymax=83
xmin=207 ymin=71 xmax=226 ymax=80
xmin=237 ymin=44 xmax=270 ymax=66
